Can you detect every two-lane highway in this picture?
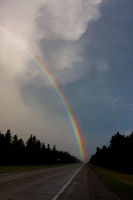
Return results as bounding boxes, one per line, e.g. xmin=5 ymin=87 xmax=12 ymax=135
xmin=0 ymin=164 xmax=89 ymax=200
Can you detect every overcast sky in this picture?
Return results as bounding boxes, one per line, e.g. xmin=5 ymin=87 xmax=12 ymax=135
xmin=0 ymin=0 xmax=133 ymax=159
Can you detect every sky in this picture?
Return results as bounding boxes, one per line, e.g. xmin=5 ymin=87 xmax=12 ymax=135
xmin=0 ymin=0 xmax=133 ymax=160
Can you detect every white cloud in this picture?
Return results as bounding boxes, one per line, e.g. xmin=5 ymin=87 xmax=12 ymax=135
xmin=35 ymin=0 xmax=103 ymax=83
xmin=37 ymin=0 xmax=103 ymax=41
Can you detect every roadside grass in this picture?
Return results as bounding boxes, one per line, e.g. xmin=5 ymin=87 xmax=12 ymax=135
xmin=0 ymin=164 xmax=70 ymax=174
xmin=89 ymin=164 xmax=133 ymax=200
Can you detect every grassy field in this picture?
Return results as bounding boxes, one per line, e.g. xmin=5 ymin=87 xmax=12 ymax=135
xmin=89 ymin=164 xmax=133 ymax=200
xmin=0 ymin=164 xmax=68 ymax=174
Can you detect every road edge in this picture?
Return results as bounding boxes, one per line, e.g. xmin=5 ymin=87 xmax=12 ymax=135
xmin=52 ymin=163 xmax=84 ymax=200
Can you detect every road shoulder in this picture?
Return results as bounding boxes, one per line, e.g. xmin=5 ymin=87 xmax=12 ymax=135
xmin=87 ymin=166 xmax=121 ymax=200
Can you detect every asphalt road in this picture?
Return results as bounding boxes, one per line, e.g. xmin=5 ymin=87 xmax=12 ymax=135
xmin=0 ymin=164 xmax=91 ymax=200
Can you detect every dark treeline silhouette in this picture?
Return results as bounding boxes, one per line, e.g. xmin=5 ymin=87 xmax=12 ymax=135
xmin=0 ymin=129 xmax=80 ymax=165
xmin=90 ymin=132 xmax=133 ymax=174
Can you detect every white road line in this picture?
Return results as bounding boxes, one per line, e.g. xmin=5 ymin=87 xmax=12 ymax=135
xmin=52 ymin=164 xmax=84 ymax=200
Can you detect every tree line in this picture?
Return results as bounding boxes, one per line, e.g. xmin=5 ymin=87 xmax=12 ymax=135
xmin=0 ymin=129 xmax=80 ymax=165
xmin=90 ymin=132 xmax=133 ymax=174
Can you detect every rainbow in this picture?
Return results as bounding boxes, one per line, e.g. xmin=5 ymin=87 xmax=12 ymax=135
xmin=0 ymin=26 xmax=86 ymax=161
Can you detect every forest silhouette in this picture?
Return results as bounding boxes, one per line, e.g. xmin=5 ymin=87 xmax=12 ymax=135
xmin=0 ymin=129 xmax=80 ymax=165
xmin=90 ymin=132 xmax=133 ymax=174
